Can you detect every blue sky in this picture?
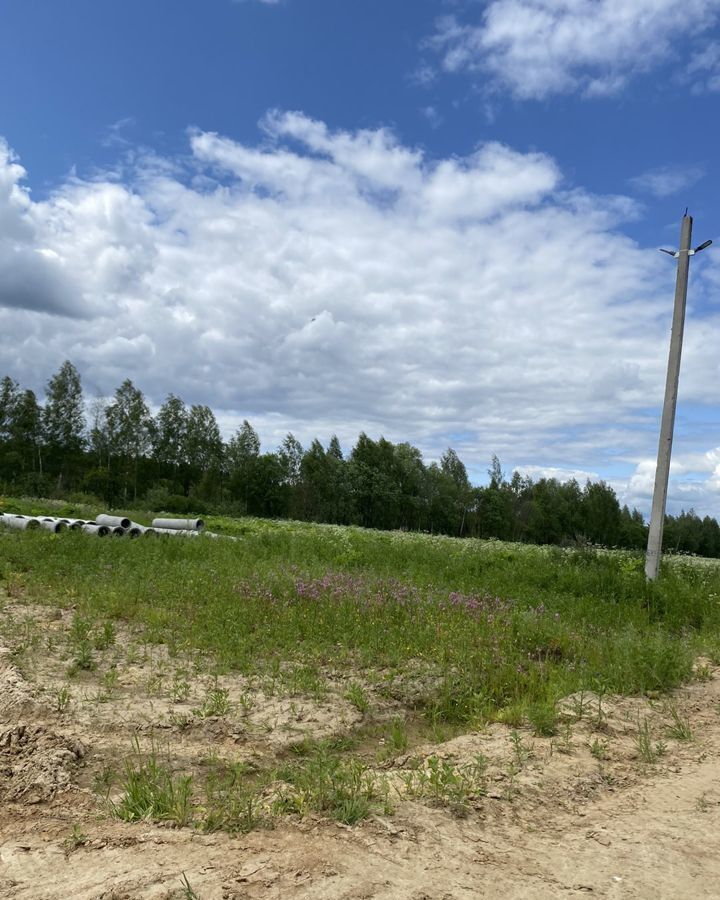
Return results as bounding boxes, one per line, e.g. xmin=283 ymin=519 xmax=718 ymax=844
xmin=1 ymin=0 xmax=720 ymax=514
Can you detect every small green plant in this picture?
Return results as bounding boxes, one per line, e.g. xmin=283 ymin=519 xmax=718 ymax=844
xmin=180 ymin=872 xmax=199 ymax=899
xmin=66 ymin=614 xmax=96 ymax=674
xmin=111 ymin=747 xmax=194 ymax=826
xmin=92 ymin=764 xmax=116 ymax=801
xmin=568 ymin=691 xmax=589 ymax=720
xmin=274 ymin=745 xmax=386 ymax=824
xmin=63 ymin=824 xmax=88 ymax=852
xmin=238 ymin=690 xmax=255 ymax=714
xmin=55 ymin=685 xmax=72 ymax=713
xmin=592 ymin=691 xmax=607 ymax=731
xmin=345 ymin=682 xmax=370 ymax=714
xmin=94 ymin=620 xmax=116 ymax=651
xmin=590 ymin=737 xmax=610 ymax=760
xmin=557 ymin=720 xmax=574 ymax=754
xmin=386 ymin=718 xmax=409 ymax=754
xmin=527 ymin=701 xmax=558 ymax=737
xmin=169 ymin=712 xmax=193 ymax=729
xmin=279 ymin=664 xmax=326 ymax=699
xmin=635 ymin=718 xmax=666 ymax=764
xmin=67 ymin=643 xmax=95 ymax=675
xmin=695 ymin=663 xmax=712 ymax=683
xmin=497 ymin=704 xmax=525 ymax=728
xmin=193 ymin=684 xmax=231 ymax=718
xmin=171 ymin=672 xmax=192 ymax=703
xmin=666 ymin=705 xmax=693 ymax=741
xmin=201 ymin=763 xmax=268 ymax=834
xmin=98 ymin=667 xmax=119 ymax=701
xmin=509 ymin=730 xmax=531 ymax=768
xmin=401 ymin=753 xmax=487 ymax=813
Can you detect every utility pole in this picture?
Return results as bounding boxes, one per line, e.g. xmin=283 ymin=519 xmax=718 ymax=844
xmin=645 ymin=213 xmax=712 ymax=581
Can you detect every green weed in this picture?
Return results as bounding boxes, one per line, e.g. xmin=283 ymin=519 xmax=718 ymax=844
xmin=275 ymin=744 xmax=387 ymax=824
xmin=193 ymin=684 xmax=231 ymax=719
xmin=386 ymin=718 xmax=409 ymax=754
xmin=55 ymin=685 xmax=72 ymax=713
xmin=527 ymin=701 xmax=558 ymax=737
xmin=635 ymin=718 xmax=667 ymax=764
xmin=111 ymin=747 xmax=194 ymax=826
xmin=345 ymin=682 xmax=370 ymax=714
xmin=63 ymin=824 xmax=88 ymax=852
xmin=180 ymin=873 xmax=199 ymax=900
xmin=666 ymin=705 xmax=693 ymax=741
xmin=401 ymin=753 xmax=487 ymax=813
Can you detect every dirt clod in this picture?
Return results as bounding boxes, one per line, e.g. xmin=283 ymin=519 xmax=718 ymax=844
xmin=0 ymin=724 xmax=85 ymax=802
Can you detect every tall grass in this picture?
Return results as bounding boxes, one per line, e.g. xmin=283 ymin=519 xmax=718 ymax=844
xmin=2 ymin=513 xmax=719 ymax=726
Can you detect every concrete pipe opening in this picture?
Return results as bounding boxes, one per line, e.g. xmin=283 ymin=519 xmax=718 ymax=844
xmin=111 ymin=526 xmax=127 ymax=537
xmin=41 ymin=520 xmax=67 ymax=533
xmin=96 ymin=514 xmax=132 ymax=529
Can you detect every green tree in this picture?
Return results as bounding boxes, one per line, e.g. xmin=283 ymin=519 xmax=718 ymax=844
xmin=185 ymin=404 xmax=224 ymax=500
xmin=0 ymin=376 xmax=20 ymax=481
xmin=350 ymin=434 xmax=402 ymax=529
xmin=582 ymin=480 xmax=622 ymax=546
xmin=153 ymin=395 xmax=189 ymax=492
xmin=105 ymin=380 xmax=153 ymax=501
xmin=227 ymin=420 xmax=261 ymax=512
xmin=0 ymin=376 xmax=20 ymax=443
xmin=279 ymin=432 xmax=304 ymax=517
xmin=42 ymin=361 xmax=85 ymax=487
xmin=0 ymin=381 xmax=42 ymax=485
xmin=440 ymin=448 xmax=472 ymax=535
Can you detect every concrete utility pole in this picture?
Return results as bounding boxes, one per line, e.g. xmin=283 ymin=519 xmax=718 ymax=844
xmin=645 ymin=213 xmax=712 ymax=581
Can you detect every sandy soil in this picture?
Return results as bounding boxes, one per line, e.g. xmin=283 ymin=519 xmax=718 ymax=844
xmin=1 ymin=599 xmax=719 ymax=899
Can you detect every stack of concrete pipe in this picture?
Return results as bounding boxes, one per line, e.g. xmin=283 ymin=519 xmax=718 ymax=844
xmin=0 ymin=511 xmax=229 ymax=540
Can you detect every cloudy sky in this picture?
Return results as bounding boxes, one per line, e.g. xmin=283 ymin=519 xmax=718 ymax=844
xmin=1 ymin=0 xmax=720 ymax=514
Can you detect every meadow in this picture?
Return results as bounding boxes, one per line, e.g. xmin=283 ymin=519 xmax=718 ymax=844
xmin=2 ymin=496 xmax=720 ymax=835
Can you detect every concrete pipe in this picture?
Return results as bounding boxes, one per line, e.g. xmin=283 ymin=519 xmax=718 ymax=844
xmin=151 ymin=518 xmax=205 ymax=532
xmin=3 ymin=516 xmax=41 ymax=531
xmin=110 ymin=526 xmax=127 ymax=537
xmin=127 ymin=526 xmax=144 ymax=538
xmin=81 ymin=524 xmax=110 ymax=537
xmin=68 ymin=520 xmax=86 ymax=530
xmin=141 ymin=528 xmax=157 ymax=537
xmin=96 ymin=514 xmax=132 ymax=529
xmin=41 ymin=520 xmax=67 ymax=533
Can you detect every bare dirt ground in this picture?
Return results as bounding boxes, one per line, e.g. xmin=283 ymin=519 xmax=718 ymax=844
xmin=1 ymin=599 xmax=720 ymax=899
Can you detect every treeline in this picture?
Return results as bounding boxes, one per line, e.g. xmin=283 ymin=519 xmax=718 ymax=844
xmin=2 ymin=361 xmax=720 ymax=557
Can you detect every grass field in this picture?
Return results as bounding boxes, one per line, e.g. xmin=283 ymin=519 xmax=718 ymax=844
xmin=2 ymin=496 xmax=720 ymax=832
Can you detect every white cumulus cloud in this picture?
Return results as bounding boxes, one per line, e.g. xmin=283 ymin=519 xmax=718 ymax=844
xmin=430 ymin=0 xmax=720 ymax=100
xmin=630 ymin=165 xmax=706 ymax=198
xmin=1 ymin=113 xmax=719 ymax=514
